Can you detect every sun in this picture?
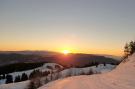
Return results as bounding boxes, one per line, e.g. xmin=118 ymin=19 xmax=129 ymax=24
xmin=63 ymin=50 xmax=70 ymax=55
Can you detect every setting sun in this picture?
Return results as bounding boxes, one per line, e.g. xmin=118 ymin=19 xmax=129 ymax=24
xmin=63 ymin=50 xmax=70 ymax=55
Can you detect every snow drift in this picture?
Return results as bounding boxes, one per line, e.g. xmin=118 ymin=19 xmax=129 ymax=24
xmin=38 ymin=53 xmax=135 ymax=89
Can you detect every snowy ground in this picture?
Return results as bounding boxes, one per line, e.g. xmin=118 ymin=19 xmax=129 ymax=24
xmin=38 ymin=53 xmax=135 ymax=89
xmin=58 ymin=64 xmax=115 ymax=78
xmin=0 ymin=63 xmax=116 ymax=89
xmin=0 ymin=63 xmax=63 ymax=84
xmin=0 ymin=81 xmax=29 ymax=89
xmin=0 ymin=62 xmax=115 ymax=85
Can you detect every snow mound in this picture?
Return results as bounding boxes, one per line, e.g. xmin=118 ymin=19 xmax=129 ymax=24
xmin=38 ymin=53 xmax=135 ymax=89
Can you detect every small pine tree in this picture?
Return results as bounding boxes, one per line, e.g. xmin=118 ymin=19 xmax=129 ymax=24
xmin=28 ymin=80 xmax=37 ymax=89
xmin=6 ymin=75 xmax=13 ymax=84
xmin=124 ymin=43 xmax=129 ymax=58
xmin=35 ymin=78 xmax=42 ymax=88
xmin=44 ymin=77 xmax=49 ymax=84
xmin=29 ymin=70 xmax=43 ymax=79
xmin=42 ymin=71 xmax=50 ymax=76
xmin=123 ymin=40 xmax=135 ymax=59
xmin=129 ymin=41 xmax=135 ymax=55
xmin=2 ymin=74 xmax=5 ymax=79
xmin=29 ymin=70 xmax=36 ymax=79
xmin=88 ymin=70 xmax=93 ymax=75
xmin=46 ymin=66 xmax=53 ymax=70
xmin=21 ymin=73 xmax=28 ymax=81
xmin=14 ymin=75 xmax=21 ymax=82
xmin=103 ymin=62 xmax=106 ymax=66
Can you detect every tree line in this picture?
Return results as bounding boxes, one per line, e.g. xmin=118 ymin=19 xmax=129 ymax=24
xmin=124 ymin=40 xmax=135 ymax=59
xmin=0 ymin=62 xmax=44 ymax=75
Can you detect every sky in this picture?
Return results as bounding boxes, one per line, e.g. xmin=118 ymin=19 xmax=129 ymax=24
xmin=0 ymin=0 xmax=135 ymax=56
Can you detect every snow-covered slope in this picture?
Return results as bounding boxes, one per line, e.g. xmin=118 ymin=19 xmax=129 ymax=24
xmin=0 ymin=63 xmax=63 ymax=85
xmin=38 ymin=53 xmax=135 ymax=89
xmin=0 ymin=62 xmax=115 ymax=85
xmin=0 ymin=64 xmax=115 ymax=89
xmin=0 ymin=81 xmax=29 ymax=89
xmin=58 ymin=64 xmax=115 ymax=78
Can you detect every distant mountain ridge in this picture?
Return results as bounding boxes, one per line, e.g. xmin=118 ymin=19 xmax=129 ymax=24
xmin=0 ymin=51 xmax=120 ymax=59
xmin=0 ymin=51 xmax=59 ymax=56
xmin=0 ymin=51 xmax=120 ymax=67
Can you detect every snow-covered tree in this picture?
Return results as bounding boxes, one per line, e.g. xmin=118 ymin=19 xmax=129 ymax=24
xmin=6 ymin=75 xmax=13 ymax=84
xmin=14 ymin=75 xmax=21 ymax=82
xmin=21 ymin=73 xmax=28 ymax=81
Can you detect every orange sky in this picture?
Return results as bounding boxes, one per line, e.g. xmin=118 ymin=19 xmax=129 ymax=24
xmin=0 ymin=0 xmax=135 ymax=56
